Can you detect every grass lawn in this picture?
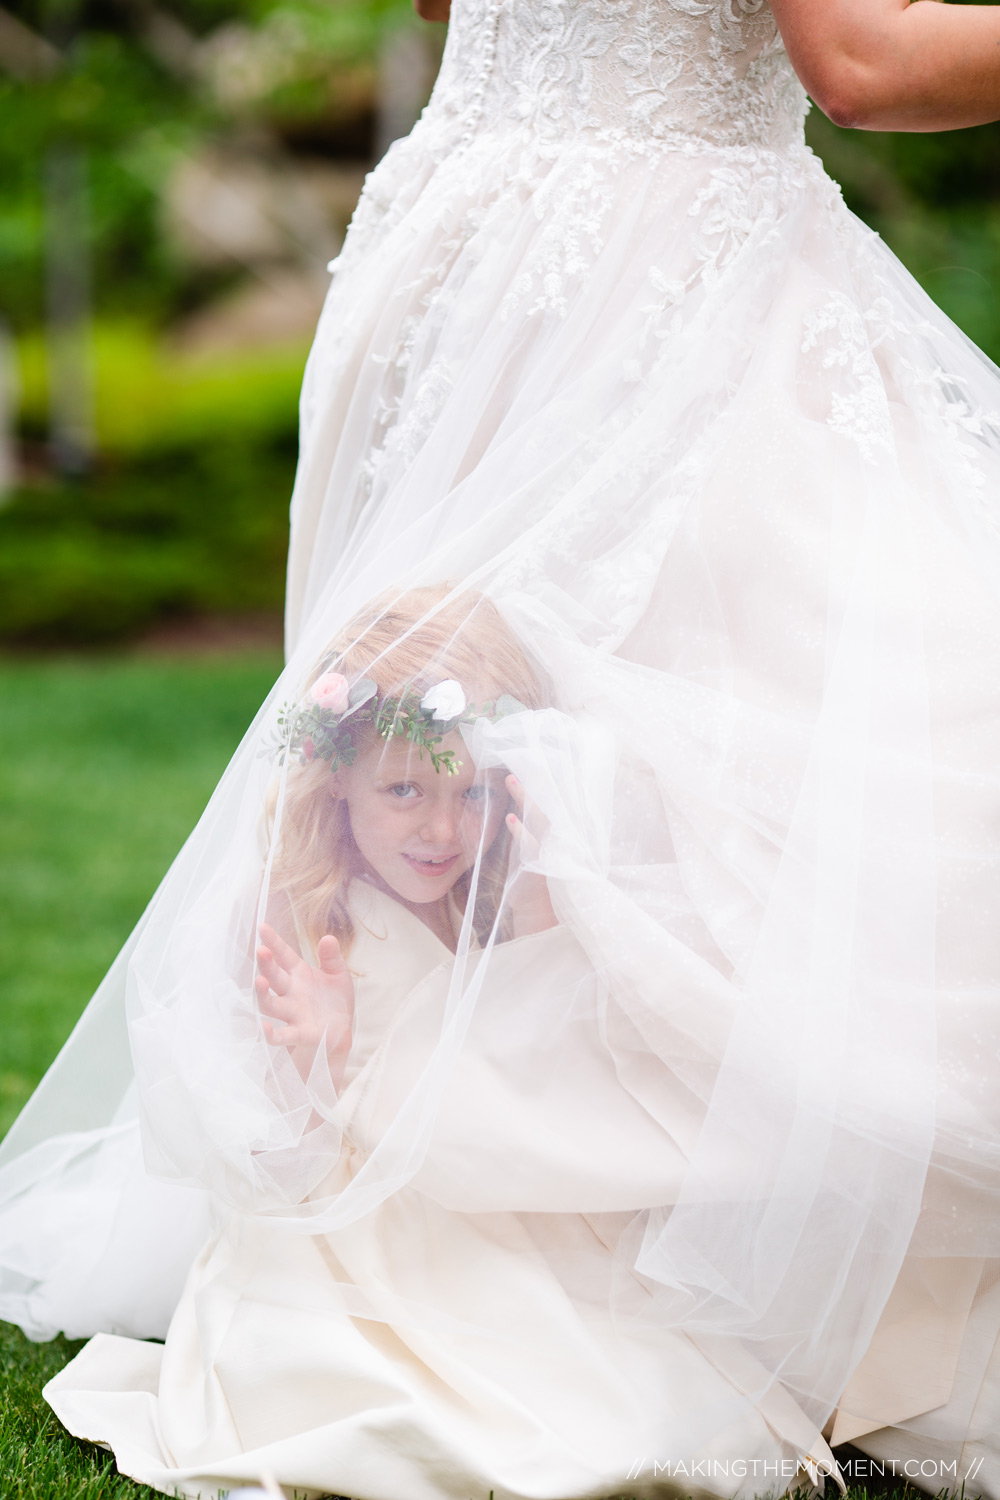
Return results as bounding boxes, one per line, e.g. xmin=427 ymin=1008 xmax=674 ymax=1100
xmin=0 ymin=649 xmax=282 ymax=1499
xmin=0 ymin=651 xmax=282 ymax=1138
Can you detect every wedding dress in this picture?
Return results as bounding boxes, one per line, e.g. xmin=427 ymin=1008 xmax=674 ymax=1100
xmin=5 ymin=0 xmax=1000 ymax=1496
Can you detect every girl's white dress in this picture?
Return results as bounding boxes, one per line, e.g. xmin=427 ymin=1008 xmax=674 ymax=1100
xmin=5 ymin=1 xmax=1000 ymax=1497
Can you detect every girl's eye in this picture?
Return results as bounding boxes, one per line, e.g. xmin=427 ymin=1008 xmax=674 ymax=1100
xmin=463 ymin=783 xmax=490 ymax=804
xmin=387 ymin=782 xmax=420 ymax=799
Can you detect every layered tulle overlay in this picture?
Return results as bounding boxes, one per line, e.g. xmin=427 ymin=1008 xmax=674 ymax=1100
xmin=5 ymin=0 xmax=1000 ymax=1496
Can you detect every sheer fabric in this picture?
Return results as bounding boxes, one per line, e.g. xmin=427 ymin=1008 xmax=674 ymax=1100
xmin=5 ymin=0 xmax=1000 ymax=1496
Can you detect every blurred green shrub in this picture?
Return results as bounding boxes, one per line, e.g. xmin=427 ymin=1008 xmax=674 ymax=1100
xmin=0 ymin=435 xmax=295 ymax=644
xmin=1 ymin=321 xmax=303 ymax=646
xmin=16 ymin=320 xmax=307 ymax=451
xmin=0 ymin=0 xmax=414 ymax=331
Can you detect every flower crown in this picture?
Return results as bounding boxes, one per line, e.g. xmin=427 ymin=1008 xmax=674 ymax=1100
xmin=278 ymin=672 xmax=526 ymax=777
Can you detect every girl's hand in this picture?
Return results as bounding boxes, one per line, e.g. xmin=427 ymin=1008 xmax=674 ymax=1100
xmin=255 ymin=923 xmax=354 ymax=1082
xmin=504 ymin=775 xmax=558 ymax=938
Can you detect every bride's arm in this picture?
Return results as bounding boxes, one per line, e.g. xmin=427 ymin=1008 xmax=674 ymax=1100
xmin=771 ymin=0 xmax=1000 ymax=132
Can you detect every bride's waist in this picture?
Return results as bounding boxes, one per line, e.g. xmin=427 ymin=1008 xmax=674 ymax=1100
xmin=422 ymin=87 xmax=808 ymax=158
xmin=416 ymin=98 xmax=809 ymax=164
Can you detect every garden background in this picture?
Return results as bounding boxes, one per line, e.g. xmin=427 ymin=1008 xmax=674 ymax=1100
xmin=1 ymin=1 xmax=1000 ymax=1494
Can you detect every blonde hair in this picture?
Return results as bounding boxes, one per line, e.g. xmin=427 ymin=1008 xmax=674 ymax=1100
xmin=270 ymin=586 xmax=545 ymax=957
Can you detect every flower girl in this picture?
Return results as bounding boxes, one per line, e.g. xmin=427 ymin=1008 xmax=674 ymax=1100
xmin=254 ymin=584 xmax=554 ymax=1090
xmin=34 ymin=582 xmax=843 ymax=1498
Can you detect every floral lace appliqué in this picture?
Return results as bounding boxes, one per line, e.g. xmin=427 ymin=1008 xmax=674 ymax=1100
xmin=801 ymin=296 xmax=895 ymax=464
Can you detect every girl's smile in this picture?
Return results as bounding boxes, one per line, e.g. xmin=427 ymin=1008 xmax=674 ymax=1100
xmin=400 ymin=851 xmax=462 ymax=879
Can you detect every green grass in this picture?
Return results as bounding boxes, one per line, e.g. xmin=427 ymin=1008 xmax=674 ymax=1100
xmin=0 ymin=651 xmax=281 ymax=1497
xmin=0 ymin=1321 xmax=165 ymax=1500
xmin=0 ymin=651 xmax=282 ymax=1136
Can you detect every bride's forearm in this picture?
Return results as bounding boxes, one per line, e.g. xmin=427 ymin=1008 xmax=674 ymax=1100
xmin=771 ymin=0 xmax=1000 ymax=132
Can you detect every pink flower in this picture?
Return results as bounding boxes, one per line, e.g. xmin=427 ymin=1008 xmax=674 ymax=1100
xmin=302 ymin=737 xmax=316 ymax=760
xmin=309 ymin=673 xmax=351 ymax=714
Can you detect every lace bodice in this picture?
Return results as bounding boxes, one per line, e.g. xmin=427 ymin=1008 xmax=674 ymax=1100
xmin=425 ymin=0 xmax=808 ymax=155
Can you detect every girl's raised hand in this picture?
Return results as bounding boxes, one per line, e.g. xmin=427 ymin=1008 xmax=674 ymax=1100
xmin=255 ymin=923 xmax=354 ymax=1081
xmin=504 ymin=775 xmax=558 ymax=938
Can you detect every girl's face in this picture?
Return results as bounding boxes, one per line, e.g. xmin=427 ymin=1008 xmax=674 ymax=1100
xmin=335 ymin=732 xmax=508 ymax=905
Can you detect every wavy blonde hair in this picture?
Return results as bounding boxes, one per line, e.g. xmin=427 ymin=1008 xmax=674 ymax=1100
xmin=269 ymin=585 xmax=545 ymax=957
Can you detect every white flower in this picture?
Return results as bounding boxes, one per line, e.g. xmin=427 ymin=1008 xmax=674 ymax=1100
xmin=420 ymin=679 xmax=466 ymax=721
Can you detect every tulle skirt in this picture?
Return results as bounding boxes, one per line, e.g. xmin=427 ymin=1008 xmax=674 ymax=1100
xmin=7 ymin=121 xmax=1000 ymax=1499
